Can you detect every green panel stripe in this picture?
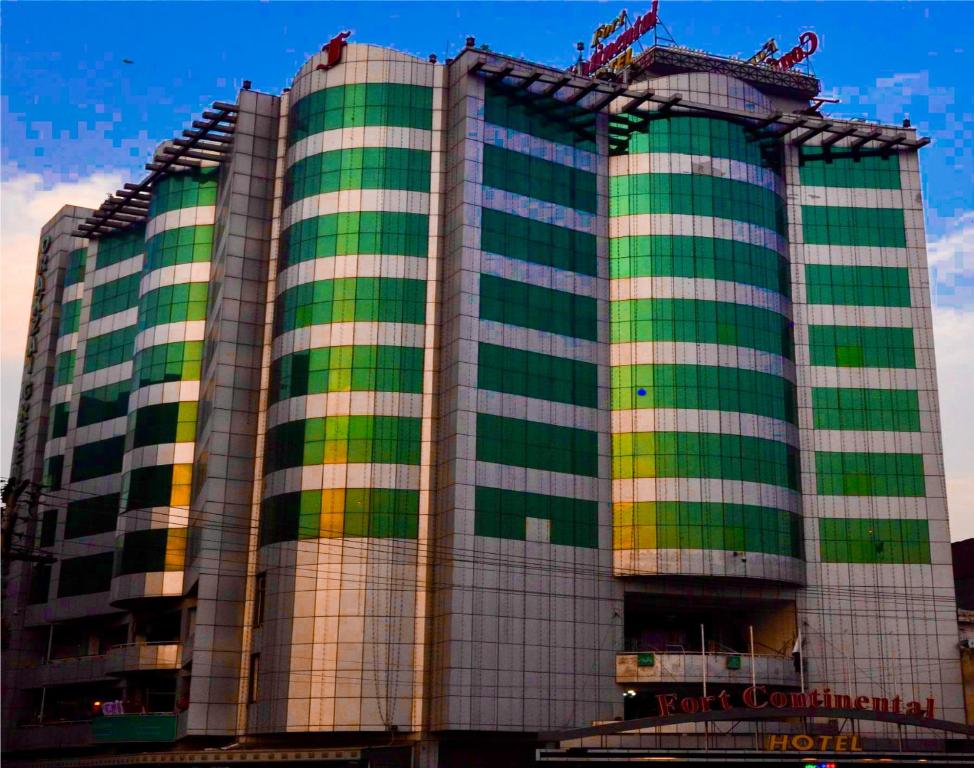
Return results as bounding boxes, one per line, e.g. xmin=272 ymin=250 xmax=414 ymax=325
xmin=90 ymin=273 xmax=141 ymax=321
xmin=478 ymin=342 xmax=598 ymax=408
xmin=58 ymin=300 xmax=81 ymax=337
xmin=132 ymin=401 xmax=198 ymax=448
xmin=133 ymin=341 xmax=203 ymax=387
xmin=83 ymin=326 xmax=137 ymax=373
xmin=280 ymin=212 xmax=428 ymax=271
xmin=148 ymin=167 xmax=218 ymax=217
xmin=612 ymin=363 xmax=796 ymax=423
xmin=805 ymin=264 xmax=911 ymax=307
xmin=77 ymin=380 xmax=131 ymax=427
xmin=485 ymin=81 xmax=596 ymax=151
xmin=65 ymin=493 xmax=120 ymax=539
xmin=802 ymin=205 xmax=907 ymax=247
xmin=57 ymin=552 xmax=113 ymax=597
xmin=55 ymin=350 xmax=76 ymax=386
xmin=612 ymin=431 xmax=800 ymax=490
xmin=816 ymin=451 xmax=925 ymax=497
xmin=610 ymin=235 xmax=789 ymax=296
xmin=812 ymin=387 xmax=921 ymax=432
xmin=95 ymin=227 xmax=146 ymax=270
xmin=479 ymin=274 xmax=597 ymax=341
xmin=264 ymin=415 xmax=421 ymax=473
xmin=808 ymin=325 xmax=915 ymax=368
xmin=70 ymin=435 xmax=126 ymax=482
xmin=819 ymin=518 xmax=930 ymax=564
xmin=145 ymin=225 xmax=215 ymax=270
xmin=288 ymin=83 xmax=433 ymax=145
xmin=611 ymin=298 xmax=792 ymax=358
xmin=274 ymin=277 xmax=427 ymax=334
xmin=49 ymin=402 xmax=70 ymax=439
xmin=44 ymin=455 xmax=64 ymax=491
xmin=474 ymin=486 xmax=598 ymax=548
xmin=285 ymin=147 xmax=431 ymax=204
xmin=259 ymin=488 xmax=419 ymax=545
xmin=482 ymin=144 xmax=597 ymax=213
xmin=614 ymin=501 xmax=803 ymax=558
xmin=611 ymin=173 xmax=787 ymax=233
xmin=627 ymin=116 xmax=770 ymax=166
xmin=800 ymin=149 xmax=901 ymax=190
xmin=477 ymin=413 xmax=599 ymax=477
xmin=270 ymin=345 xmax=425 ymax=403
xmin=137 ymin=283 xmax=208 ymax=331
xmin=65 ymin=248 xmax=87 ymax=287
xmin=481 ymin=208 xmax=597 ymax=276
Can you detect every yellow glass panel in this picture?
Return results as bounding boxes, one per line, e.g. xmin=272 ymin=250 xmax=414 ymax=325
xmin=319 ymin=488 xmax=345 ymax=538
xmin=165 ymin=528 xmax=188 ymax=570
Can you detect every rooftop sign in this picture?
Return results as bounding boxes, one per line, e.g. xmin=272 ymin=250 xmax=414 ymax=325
xmin=748 ymin=31 xmax=818 ymax=72
xmin=578 ymin=1 xmax=660 ymax=78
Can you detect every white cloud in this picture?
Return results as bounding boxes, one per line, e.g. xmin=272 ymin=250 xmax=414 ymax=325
xmin=0 ymin=167 xmax=125 ymax=472
xmin=927 ymin=213 xmax=974 ymax=542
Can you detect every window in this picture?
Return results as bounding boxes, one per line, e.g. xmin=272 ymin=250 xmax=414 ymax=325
xmin=253 ymin=573 xmax=266 ymax=628
xmin=247 ymin=653 xmax=260 ymax=703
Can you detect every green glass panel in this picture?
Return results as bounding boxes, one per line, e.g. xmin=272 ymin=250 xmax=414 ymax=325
xmin=64 ymin=493 xmax=120 ymax=539
xmin=115 ymin=528 xmax=183 ymax=575
xmin=148 ymin=167 xmax=219 ymax=217
xmin=43 ymin=455 xmax=64 ymax=490
xmin=613 ymin=501 xmax=803 ymax=558
xmin=610 ymin=234 xmax=789 ymax=296
xmin=819 ymin=517 xmax=930 ymax=563
xmin=805 ymin=264 xmax=911 ymax=307
xmin=263 ymin=415 xmax=422 ymax=473
xmin=131 ymin=401 xmax=198 ymax=447
xmin=57 ymin=552 xmax=113 ymax=597
xmin=289 ymin=83 xmax=433 ymax=145
xmin=799 ymin=149 xmax=901 ymax=189
xmin=137 ymin=282 xmax=208 ymax=331
xmin=134 ymin=341 xmax=203 ymax=387
xmin=49 ymin=402 xmax=70 ymax=438
xmin=801 ymin=205 xmax=907 ymax=247
xmin=39 ymin=508 xmax=57 ymax=548
xmin=95 ymin=227 xmax=146 ymax=270
xmin=274 ymin=277 xmax=427 ymax=333
xmin=123 ymin=465 xmax=174 ymax=511
xmin=479 ymin=274 xmax=597 ymax=341
xmin=285 ymin=147 xmax=431 ymax=204
xmin=611 ymin=298 xmax=792 ymax=358
xmin=58 ymin=300 xmax=81 ymax=337
xmin=270 ymin=345 xmax=424 ymax=402
xmin=627 ymin=116 xmax=769 ymax=166
xmin=482 ymin=145 xmax=597 ymax=213
xmin=78 ymin=380 xmax=131 ymax=427
xmin=612 ymin=431 xmax=800 ymax=490
xmin=611 ymin=363 xmax=796 ymax=424
xmin=90 ymin=273 xmax=142 ymax=320
xmin=258 ymin=487 xmax=420 ymax=545
xmin=481 ymin=208 xmax=597 ymax=276
xmin=54 ymin=350 xmax=76 ymax=386
xmin=83 ymin=326 xmax=138 ymax=372
xmin=811 ymin=387 xmax=921 ymax=432
xmin=476 ymin=413 xmax=599 ymax=477
xmin=485 ymin=81 xmax=596 ymax=151
xmin=477 ymin=342 xmax=598 ymax=408
xmin=610 ymin=173 xmax=786 ymax=233
xmin=815 ymin=451 xmax=925 ymax=497
xmin=280 ymin=212 xmax=428 ymax=270
xmin=70 ymin=435 xmax=125 ymax=482
xmin=64 ymin=248 xmax=87 ymax=287
xmin=808 ymin=325 xmax=915 ymax=369
xmin=474 ymin=485 xmax=598 ymax=548
xmin=145 ymin=225 xmax=214 ymax=270
xmin=28 ymin=563 xmax=51 ymax=604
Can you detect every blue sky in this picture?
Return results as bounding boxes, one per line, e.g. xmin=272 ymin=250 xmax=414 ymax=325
xmin=1 ymin=1 xmax=972 ymax=536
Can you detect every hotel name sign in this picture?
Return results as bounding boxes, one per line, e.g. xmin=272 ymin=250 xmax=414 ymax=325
xmin=578 ymin=1 xmax=660 ymax=77
xmin=654 ymin=684 xmax=937 ymax=720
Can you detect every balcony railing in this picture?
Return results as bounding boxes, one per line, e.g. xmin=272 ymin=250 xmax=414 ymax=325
xmin=105 ymin=641 xmax=181 ymax=675
xmin=616 ymin=650 xmax=798 ymax=686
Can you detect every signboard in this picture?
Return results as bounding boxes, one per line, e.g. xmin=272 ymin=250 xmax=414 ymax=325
xmin=746 ymin=38 xmax=778 ymax=66
xmin=766 ymin=734 xmax=862 ymax=752
xmin=318 ymin=30 xmax=351 ymax=71
xmin=770 ymin=31 xmax=818 ymax=71
xmin=578 ymin=1 xmax=660 ymax=77
xmin=654 ymin=685 xmax=936 ymax=720
xmin=92 ymin=713 xmax=177 ymax=743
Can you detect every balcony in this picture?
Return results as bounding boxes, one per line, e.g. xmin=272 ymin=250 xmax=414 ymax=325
xmin=21 ymin=654 xmax=109 ymax=688
xmin=9 ymin=721 xmax=94 ymax=751
xmin=616 ymin=650 xmax=799 ymax=687
xmin=105 ymin=642 xmax=180 ymax=676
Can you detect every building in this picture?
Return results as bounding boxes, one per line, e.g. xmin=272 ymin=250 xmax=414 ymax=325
xmin=3 ymin=23 xmax=969 ymax=768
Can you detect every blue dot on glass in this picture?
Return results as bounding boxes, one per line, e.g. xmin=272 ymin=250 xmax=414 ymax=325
xmin=637 ymin=388 xmax=647 ymax=397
